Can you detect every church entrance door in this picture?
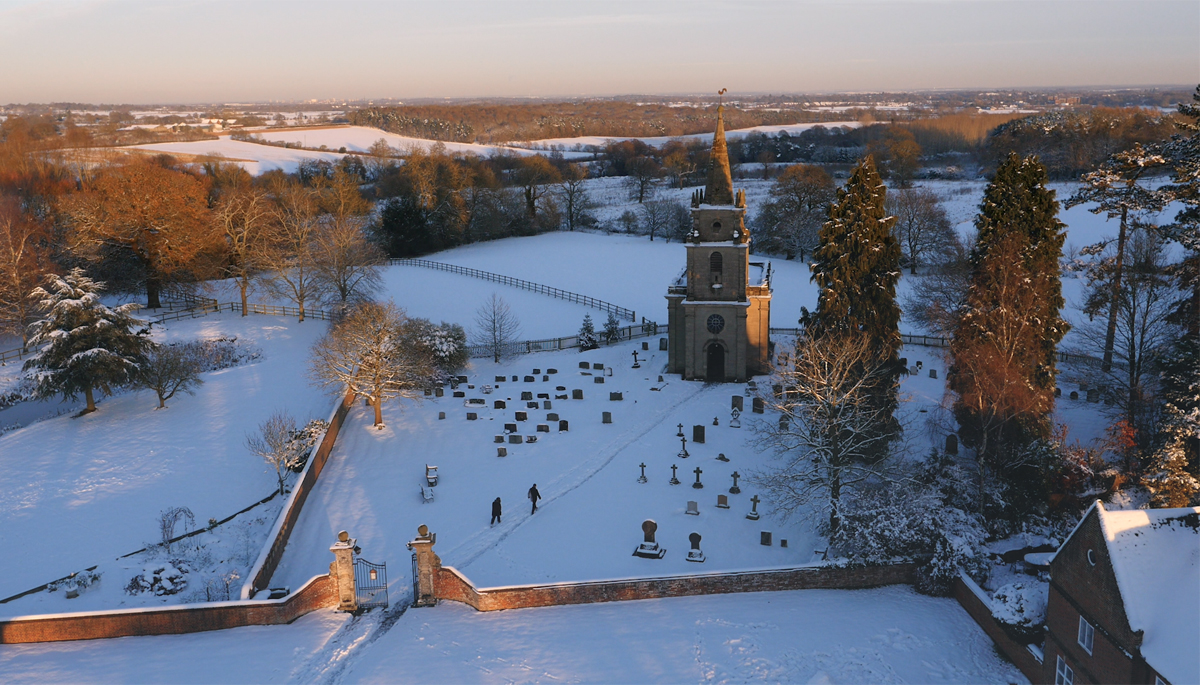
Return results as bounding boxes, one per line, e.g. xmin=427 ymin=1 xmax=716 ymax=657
xmin=706 ymin=344 xmax=725 ymax=383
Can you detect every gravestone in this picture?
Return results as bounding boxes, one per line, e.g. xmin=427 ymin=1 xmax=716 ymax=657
xmin=525 ymin=435 xmax=537 ymax=443
xmin=945 ymin=434 xmax=959 ymax=456
xmin=773 ymin=384 xmax=783 ymax=398
xmin=687 ymin=532 xmax=706 ymax=563
xmin=466 ymin=398 xmax=485 ymax=406
xmin=579 ymin=362 xmax=589 ymax=369
xmin=730 ymin=408 xmax=741 ymax=428
xmin=457 ymin=375 xmax=468 ymax=384
xmin=495 ymin=435 xmax=504 ymax=443
xmin=686 ymin=501 xmax=699 ymax=516
xmin=678 ymin=435 xmax=689 ymax=458
xmin=1055 ymin=387 xmax=1062 ymax=397
xmin=642 ymin=341 xmax=649 ymax=350
xmin=543 ymin=401 xmax=553 ymax=410
xmin=669 ymin=464 xmax=681 ymax=485
xmin=610 ymin=392 xmax=623 ymax=401
xmin=495 ymin=375 xmax=506 ymax=383
xmin=717 ymin=453 xmax=729 ymax=462
xmin=548 ymin=369 xmax=557 ymax=374
xmin=781 ymin=539 xmax=788 ymax=548
xmin=533 ymin=369 xmax=541 ymax=375
xmin=508 ymin=435 xmax=522 ymax=444
xmin=633 ymin=519 xmax=666 ymax=559
xmin=747 ymin=494 xmax=761 ymax=521
xmin=713 ymin=416 xmax=719 ymax=426
xmin=435 ymin=388 xmax=444 ymax=397
xmin=537 ymin=424 xmax=550 ymax=433
xmin=732 ymin=395 xmax=743 ymax=411
xmin=760 ymin=531 xmax=772 ymax=546
xmin=504 ymin=423 xmax=517 ymax=433
xmin=438 ymin=412 xmax=446 ymax=420
xmin=515 ymin=411 xmax=527 ymax=421
xmin=908 ymin=366 xmax=919 ymax=376
xmin=929 ymin=369 xmax=937 ymax=379
xmin=602 ymin=411 xmax=612 ymax=424
xmin=494 ymin=400 xmax=506 ymax=409
xmin=594 ymin=377 xmax=605 ymax=384
xmin=659 ymin=337 xmax=668 ymax=350
xmin=424 ymin=388 xmax=432 ymax=396
xmin=543 ymin=375 xmax=549 ymax=381
xmin=524 ymin=376 xmax=535 ymax=383
xmin=693 ymin=425 xmax=705 ymax=444
xmin=593 ymin=363 xmax=604 ymax=370
xmin=692 ymin=466 xmax=704 ymax=489
xmin=556 ymin=386 xmax=566 ymax=391
xmin=752 ymin=397 xmax=764 ymax=414
xmin=572 ymin=389 xmax=584 ymax=400
xmin=511 ymin=375 xmax=518 ymax=382
xmin=547 ymin=413 xmax=559 ymax=421
xmin=716 ymin=494 xmax=730 ymax=509
xmin=637 ymin=462 xmax=647 ymax=483
xmin=482 ymin=385 xmax=493 ymax=395
xmin=536 ymin=392 xmax=549 ymax=399
xmin=453 ymin=391 xmax=465 ymax=398
xmin=497 ymin=447 xmax=507 ymax=457
xmin=729 ymin=471 xmax=741 ymax=494
xmin=558 ymin=420 xmax=569 ymax=432
xmin=1070 ymin=391 xmax=1079 ymax=400
xmin=915 ymin=361 xmax=922 ymax=370
xmin=466 ymin=413 xmax=477 ymax=420
xmin=555 ymin=394 xmax=568 ymax=400
xmin=521 ymin=391 xmax=533 ymax=401
xmin=779 ymin=416 xmax=789 ymax=431
xmin=527 ymin=402 xmax=539 ymax=409
xmin=676 ymin=423 xmax=684 ymax=437
xmin=1087 ymin=388 xmax=1100 ymax=403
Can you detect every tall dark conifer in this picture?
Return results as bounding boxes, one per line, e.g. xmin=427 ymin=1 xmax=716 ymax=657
xmin=806 ymin=155 xmax=902 ymax=439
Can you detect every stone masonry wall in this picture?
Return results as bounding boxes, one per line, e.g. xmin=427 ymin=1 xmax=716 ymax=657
xmin=0 ymin=574 xmax=335 ymax=645
xmin=951 ymin=573 xmax=1044 ymax=683
xmin=434 ymin=563 xmax=918 ymax=612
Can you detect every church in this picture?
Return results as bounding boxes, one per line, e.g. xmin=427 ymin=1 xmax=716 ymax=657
xmin=665 ymin=105 xmax=772 ymax=383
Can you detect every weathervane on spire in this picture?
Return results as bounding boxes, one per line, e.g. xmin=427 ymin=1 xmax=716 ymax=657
xmin=718 ymin=88 xmax=727 ymax=106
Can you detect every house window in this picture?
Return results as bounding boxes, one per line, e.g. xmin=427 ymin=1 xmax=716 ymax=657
xmin=1087 ymin=549 xmax=1097 ymax=566
xmin=1077 ymin=616 xmax=1094 ymax=655
xmin=1154 ymin=676 xmax=1167 ymax=685
xmin=710 ymin=252 xmax=723 ymax=283
xmin=1055 ymin=656 xmax=1075 ymax=685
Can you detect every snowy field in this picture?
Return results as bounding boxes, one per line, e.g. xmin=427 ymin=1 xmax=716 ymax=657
xmin=0 ymin=586 xmax=1026 ymax=684
xmin=123 ymin=137 xmax=348 ymax=175
xmin=251 ymin=126 xmax=550 ymax=159
xmin=0 ymin=313 xmax=330 ymax=609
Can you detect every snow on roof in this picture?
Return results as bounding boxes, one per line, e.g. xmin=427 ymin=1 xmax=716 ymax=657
xmin=1096 ymin=502 xmax=1200 ymax=685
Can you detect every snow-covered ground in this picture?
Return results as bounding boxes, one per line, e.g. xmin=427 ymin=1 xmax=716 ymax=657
xmin=0 ymin=586 xmax=1026 ymax=684
xmin=514 ymin=120 xmax=864 ymax=150
xmin=251 ymin=126 xmax=551 ymax=158
xmin=123 ymin=137 xmax=348 ymax=175
xmin=0 ymin=313 xmax=330 ymax=607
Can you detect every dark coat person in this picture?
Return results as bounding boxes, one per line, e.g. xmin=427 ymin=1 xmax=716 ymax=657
xmin=491 ymin=497 xmax=502 ymax=525
xmin=528 ymin=484 xmax=541 ymax=514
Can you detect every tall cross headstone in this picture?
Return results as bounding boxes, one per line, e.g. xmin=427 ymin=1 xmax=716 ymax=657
xmin=676 ymin=423 xmax=684 ymax=437
xmin=637 ymin=462 xmax=648 ymax=483
xmin=692 ymin=466 xmax=704 ymax=489
xmin=678 ymin=435 xmax=689 ymax=458
xmin=746 ymin=494 xmax=761 ymax=521
xmin=670 ymin=464 xmax=681 ymax=485
xmin=729 ymin=471 xmax=741 ymax=494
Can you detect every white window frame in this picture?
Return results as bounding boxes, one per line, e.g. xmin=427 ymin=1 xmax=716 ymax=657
xmin=1077 ymin=615 xmax=1095 ymax=655
xmin=1056 ymin=655 xmax=1075 ymax=685
xmin=1154 ymin=676 xmax=1167 ymax=685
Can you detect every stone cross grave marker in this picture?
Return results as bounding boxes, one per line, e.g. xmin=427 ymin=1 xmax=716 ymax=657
xmin=633 ymin=519 xmax=665 ymax=559
xmin=676 ymin=423 xmax=684 ymax=437
xmin=678 ymin=435 xmax=689 ymax=458
xmin=687 ymin=532 xmax=706 ymax=562
xmin=638 ymin=462 xmax=648 ymax=483
xmin=686 ymin=500 xmax=699 ymax=515
xmin=692 ymin=466 xmax=704 ymax=489
xmin=730 ymin=471 xmax=741 ymax=494
xmin=670 ymin=464 xmax=681 ymax=485
xmin=747 ymin=494 xmax=761 ymax=521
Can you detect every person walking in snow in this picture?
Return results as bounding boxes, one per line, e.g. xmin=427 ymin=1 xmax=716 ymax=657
xmin=491 ymin=497 xmax=502 ymax=525
xmin=528 ymin=484 xmax=541 ymax=514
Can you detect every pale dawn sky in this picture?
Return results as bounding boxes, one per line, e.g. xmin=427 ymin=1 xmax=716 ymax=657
xmin=0 ymin=0 xmax=1196 ymax=104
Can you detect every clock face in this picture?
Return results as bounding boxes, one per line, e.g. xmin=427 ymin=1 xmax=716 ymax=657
xmin=707 ymin=314 xmax=725 ymax=334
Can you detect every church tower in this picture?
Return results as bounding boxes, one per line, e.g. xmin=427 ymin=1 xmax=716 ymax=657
xmin=665 ymin=105 xmax=772 ymax=382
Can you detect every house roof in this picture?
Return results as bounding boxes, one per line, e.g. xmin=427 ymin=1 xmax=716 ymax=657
xmin=1094 ymin=502 xmax=1200 ymax=685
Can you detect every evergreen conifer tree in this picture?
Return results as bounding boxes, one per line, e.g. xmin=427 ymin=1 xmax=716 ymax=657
xmin=949 ymin=154 xmax=1068 ymax=510
xmin=24 ymin=268 xmax=154 ymax=413
xmin=805 ymin=156 xmax=902 ymax=439
xmin=578 ymin=313 xmax=597 ymax=350
xmin=603 ymin=312 xmax=621 ymax=344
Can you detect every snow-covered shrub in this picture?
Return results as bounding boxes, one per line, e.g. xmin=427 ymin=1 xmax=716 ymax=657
xmin=125 ymin=561 xmax=189 ymax=596
xmin=159 ymin=506 xmax=195 ymax=551
xmin=407 ymin=318 xmax=469 ymax=376
xmin=47 ymin=570 xmax=101 ymax=595
xmin=991 ymin=581 xmax=1049 ymax=641
xmin=188 ymin=337 xmax=262 ymax=372
xmin=286 ymin=418 xmax=330 ymax=473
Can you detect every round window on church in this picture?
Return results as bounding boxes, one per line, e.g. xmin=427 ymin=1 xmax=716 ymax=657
xmin=707 ymin=314 xmax=725 ymax=334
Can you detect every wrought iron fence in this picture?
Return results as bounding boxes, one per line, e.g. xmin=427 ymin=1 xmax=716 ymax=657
xmin=391 ymin=258 xmax=636 ymax=322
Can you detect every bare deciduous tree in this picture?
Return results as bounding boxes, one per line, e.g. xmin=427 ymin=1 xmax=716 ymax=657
xmin=246 ymin=410 xmax=299 ymax=494
xmin=625 ymin=156 xmax=662 ymax=203
xmin=473 ymin=293 xmax=521 ymax=363
xmin=639 ymin=198 xmax=673 ymax=242
xmin=887 ymin=187 xmax=957 ymax=273
xmin=313 ymin=218 xmax=385 ymax=307
xmin=309 ymin=301 xmax=434 ymax=428
xmin=751 ymin=333 xmax=899 ymax=534
xmin=557 ymin=163 xmax=594 ymax=231
xmin=0 ymin=199 xmax=53 ymax=348
xmin=212 ymin=187 xmax=273 ymax=315
xmin=262 ymin=181 xmax=327 ymax=322
xmin=137 ymin=342 xmax=204 ymax=409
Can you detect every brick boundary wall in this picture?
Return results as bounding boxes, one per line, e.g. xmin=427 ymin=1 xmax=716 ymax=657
xmin=952 ymin=572 xmax=1043 ymax=683
xmin=0 ymin=574 xmax=335 ymax=645
xmin=245 ymin=389 xmax=356 ymax=599
xmin=433 ymin=563 xmax=920 ymax=612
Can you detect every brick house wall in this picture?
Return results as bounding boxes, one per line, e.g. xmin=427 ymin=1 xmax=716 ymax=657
xmin=0 ymin=573 xmax=335 ymax=645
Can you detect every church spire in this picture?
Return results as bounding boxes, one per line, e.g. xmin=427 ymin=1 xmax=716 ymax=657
xmin=706 ymin=103 xmax=735 ymax=205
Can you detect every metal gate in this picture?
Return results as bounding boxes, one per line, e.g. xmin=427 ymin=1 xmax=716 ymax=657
xmin=411 ymin=553 xmax=420 ymax=606
xmin=354 ymin=558 xmax=388 ymax=610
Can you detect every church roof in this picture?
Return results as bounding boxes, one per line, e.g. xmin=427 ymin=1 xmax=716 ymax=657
xmin=705 ymin=105 xmax=735 ymax=205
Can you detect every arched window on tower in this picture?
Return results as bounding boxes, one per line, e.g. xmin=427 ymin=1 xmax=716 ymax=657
xmin=710 ymin=251 xmax=723 ymax=285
